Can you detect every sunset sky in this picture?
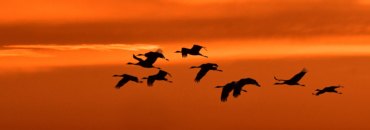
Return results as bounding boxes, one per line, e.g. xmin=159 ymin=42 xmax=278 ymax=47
xmin=1 ymin=0 xmax=370 ymax=130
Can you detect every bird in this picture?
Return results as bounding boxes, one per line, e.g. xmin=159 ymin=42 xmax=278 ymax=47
xmin=313 ymin=85 xmax=343 ymax=96
xmin=137 ymin=48 xmax=169 ymax=64
xmin=175 ymin=44 xmax=208 ymax=58
xmin=190 ymin=63 xmax=222 ymax=82
xmin=216 ymin=78 xmax=261 ymax=102
xmin=113 ymin=74 xmax=142 ymax=89
xmin=142 ymin=70 xmax=173 ymax=86
xmin=127 ymin=54 xmax=161 ymax=69
xmin=274 ymin=68 xmax=307 ymax=86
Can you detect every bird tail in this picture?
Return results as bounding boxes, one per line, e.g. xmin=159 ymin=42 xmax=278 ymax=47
xmin=167 ymin=73 xmax=172 ymax=77
xmin=215 ymin=86 xmax=223 ymax=88
xmin=203 ymin=47 xmax=207 ymax=51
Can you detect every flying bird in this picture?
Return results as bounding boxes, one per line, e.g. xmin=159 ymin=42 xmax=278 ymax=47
xmin=216 ymin=78 xmax=261 ymax=102
xmin=137 ymin=48 xmax=169 ymax=63
xmin=190 ymin=63 xmax=222 ymax=82
xmin=127 ymin=54 xmax=161 ymax=69
xmin=175 ymin=44 xmax=208 ymax=58
xmin=313 ymin=85 xmax=343 ymax=96
xmin=142 ymin=70 xmax=172 ymax=86
xmin=113 ymin=74 xmax=142 ymax=89
xmin=274 ymin=68 xmax=307 ymax=86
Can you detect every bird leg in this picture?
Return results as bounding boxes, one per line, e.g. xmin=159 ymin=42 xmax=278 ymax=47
xmin=200 ymin=54 xmax=208 ymax=58
xmin=163 ymin=79 xmax=172 ymax=83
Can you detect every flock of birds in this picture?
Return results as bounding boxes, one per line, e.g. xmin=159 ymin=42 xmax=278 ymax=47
xmin=114 ymin=45 xmax=344 ymax=102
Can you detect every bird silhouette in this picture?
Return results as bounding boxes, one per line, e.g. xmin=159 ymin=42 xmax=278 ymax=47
xmin=142 ymin=70 xmax=172 ymax=86
xmin=175 ymin=44 xmax=208 ymax=58
xmin=274 ymin=68 xmax=307 ymax=86
xmin=113 ymin=74 xmax=142 ymax=89
xmin=215 ymin=78 xmax=261 ymax=102
xmin=190 ymin=63 xmax=222 ymax=82
xmin=313 ymin=85 xmax=343 ymax=96
xmin=137 ymin=48 xmax=169 ymax=63
xmin=127 ymin=54 xmax=160 ymax=69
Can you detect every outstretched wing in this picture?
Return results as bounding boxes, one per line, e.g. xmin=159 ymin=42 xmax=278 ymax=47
xmin=181 ymin=48 xmax=189 ymax=57
xmin=314 ymin=90 xmax=326 ymax=96
xmin=200 ymin=63 xmax=217 ymax=68
xmin=191 ymin=45 xmax=203 ymax=52
xmin=156 ymin=70 xmax=168 ymax=78
xmin=221 ymin=83 xmax=234 ymax=102
xmin=233 ymin=85 xmax=242 ymax=98
xmin=156 ymin=48 xmax=163 ymax=53
xmin=289 ymin=68 xmax=307 ymax=82
xmin=133 ymin=54 xmax=144 ymax=62
xmin=237 ymin=78 xmax=261 ymax=87
xmin=129 ymin=76 xmax=140 ymax=83
xmin=195 ymin=68 xmax=210 ymax=82
xmin=147 ymin=76 xmax=156 ymax=86
xmin=116 ymin=78 xmax=130 ymax=89
xmin=143 ymin=57 xmax=158 ymax=65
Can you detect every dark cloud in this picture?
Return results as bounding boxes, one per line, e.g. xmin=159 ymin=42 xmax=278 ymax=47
xmin=1 ymin=0 xmax=370 ymax=45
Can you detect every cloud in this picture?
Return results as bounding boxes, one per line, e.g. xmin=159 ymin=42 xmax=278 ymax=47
xmin=4 ymin=44 xmax=160 ymax=51
xmin=1 ymin=0 xmax=370 ymax=45
xmin=0 ymin=49 xmax=53 ymax=57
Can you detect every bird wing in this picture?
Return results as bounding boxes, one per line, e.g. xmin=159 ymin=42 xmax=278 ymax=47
xmin=116 ymin=78 xmax=130 ymax=89
xmin=156 ymin=48 xmax=163 ymax=53
xmin=130 ymin=76 xmax=140 ymax=83
xmin=133 ymin=54 xmax=144 ymax=62
xmin=156 ymin=70 xmax=168 ymax=78
xmin=181 ymin=48 xmax=189 ymax=57
xmin=288 ymin=68 xmax=307 ymax=82
xmin=157 ymin=53 xmax=165 ymax=58
xmin=143 ymin=57 xmax=157 ymax=65
xmin=195 ymin=68 xmax=210 ymax=82
xmin=237 ymin=78 xmax=260 ymax=87
xmin=145 ymin=52 xmax=165 ymax=58
xmin=147 ymin=76 xmax=156 ymax=86
xmin=205 ymin=63 xmax=218 ymax=67
xmin=233 ymin=85 xmax=242 ymax=98
xmin=221 ymin=83 xmax=234 ymax=102
xmin=315 ymin=90 xmax=326 ymax=96
xmin=191 ymin=45 xmax=203 ymax=52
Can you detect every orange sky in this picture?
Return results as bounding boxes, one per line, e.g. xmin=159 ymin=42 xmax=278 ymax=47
xmin=1 ymin=0 xmax=370 ymax=130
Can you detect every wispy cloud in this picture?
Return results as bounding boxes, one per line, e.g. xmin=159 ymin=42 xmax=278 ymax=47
xmin=4 ymin=44 xmax=159 ymax=51
xmin=0 ymin=49 xmax=53 ymax=57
